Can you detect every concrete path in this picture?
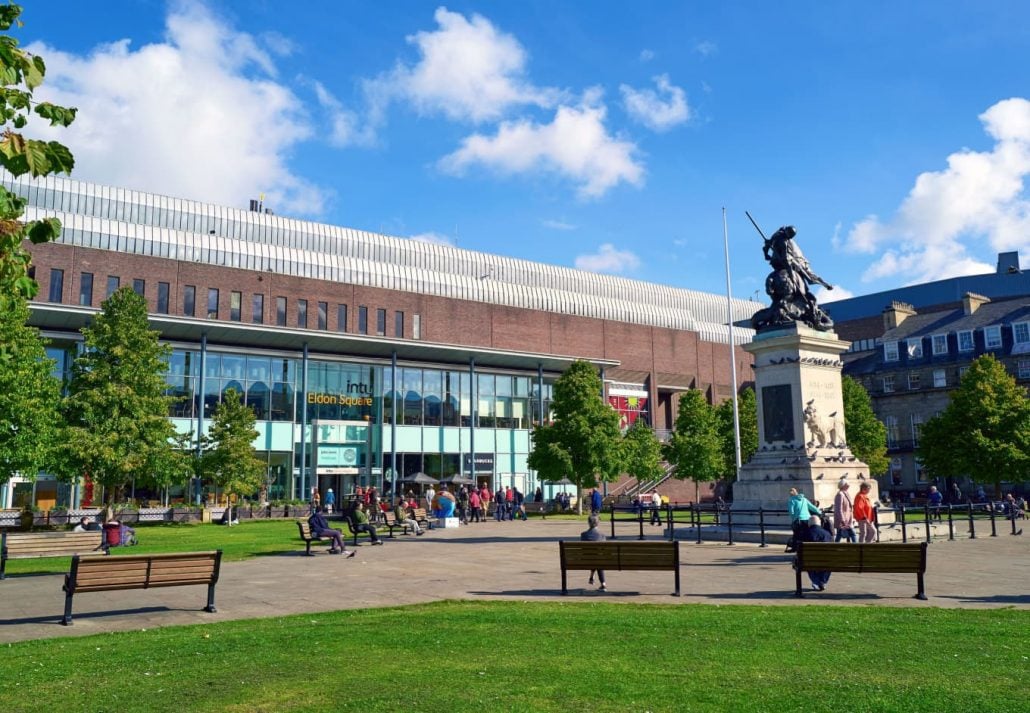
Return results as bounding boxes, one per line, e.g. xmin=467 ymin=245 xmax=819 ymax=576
xmin=1 ymin=519 xmax=1027 ymax=644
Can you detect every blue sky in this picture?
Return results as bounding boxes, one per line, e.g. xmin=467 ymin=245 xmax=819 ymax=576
xmin=20 ymin=1 xmax=1030 ymax=303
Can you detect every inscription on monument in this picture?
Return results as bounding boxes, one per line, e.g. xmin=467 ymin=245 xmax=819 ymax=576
xmin=762 ymin=384 xmax=795 ymax=443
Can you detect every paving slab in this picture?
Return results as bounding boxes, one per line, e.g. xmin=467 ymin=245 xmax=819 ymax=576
xmin=1 ymin=519 xmax=1026 ymax=644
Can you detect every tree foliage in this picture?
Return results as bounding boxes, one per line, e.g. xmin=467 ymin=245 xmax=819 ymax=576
xmin=715 ymin=387 xmax=758 ymax=479
xmin=0 ymin=3 xmax=76 ymax=313
xmin=919 ymin=355 xmax=1030 ymax=496
xmin=841 ymin=375 xmax=888 ymax=476
xmin=664 ymin=390 xmax=723 ymax=486
xmin=60 ymin=288 xmax=177 ymax=505
xmin=621 ymin=418 xmax=664 ymax=484
xmin=200 ymin=388 xmax=265 ymax=502
xmin=528 ymin=360 xmax=622 ymax=509
xmin=0 ymin=294 xmax=61 ymax=484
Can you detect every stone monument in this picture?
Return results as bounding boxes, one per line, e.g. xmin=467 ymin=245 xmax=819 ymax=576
xmin=733 ymin=223 xmax=880 ymax=523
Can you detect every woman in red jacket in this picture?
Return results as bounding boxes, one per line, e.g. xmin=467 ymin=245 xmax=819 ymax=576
xmin=854 ymin=481 xmax=876 ymax=543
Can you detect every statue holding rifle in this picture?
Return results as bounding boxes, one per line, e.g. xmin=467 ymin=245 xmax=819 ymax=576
xmin=748 ymin=217 xmax=835 ymax=332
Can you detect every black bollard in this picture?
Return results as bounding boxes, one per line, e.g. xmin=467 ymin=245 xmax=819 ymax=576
xmin=989 ymin=503 xmax=998 ymax=537
xmin=947 ymin=505 xmax=955 ymax=541
xmin=726 ymin=507 xmax=734 ymax=546
xmin=924 ymin=504 xmax=932 ymax=544
xmin=609 ymin=503 xmax=616 ymax=540
xmin=695 ymin=503 xmax=703 ymax=545
xmin=967 ymin=502 xmax=976 ymax=539
xmin=758 ymin=506 xmax=767 ymax=548
xmin=638 ymin=506 xmax=645 ymax=541
xmin=899 ymin=504 xmax=907 ymax=543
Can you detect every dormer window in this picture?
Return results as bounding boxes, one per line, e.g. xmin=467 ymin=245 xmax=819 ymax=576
xmin=984 ymin=325 xmax=1002 ymax=349
xmin=906 ymin=338 xmax=923 ymax=359
xmin=931 ymin=334 xmax=948 ymax=355
xmin=957 ymin=330 xmax=974 ymax=352
xmin=884 ymin=341 xmax=899 ymax=362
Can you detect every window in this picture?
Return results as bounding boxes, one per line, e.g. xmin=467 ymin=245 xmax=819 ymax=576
xmin=252 ymin=294 xmax=264 ymax=324
xmin=915 ymin=458 xmax=928 ymax=483
xmin=413 ymin=313 xmax=421 ymax=340
xmin=78 ymin=272 xmax=93 ymax=306
xmin=1019 ymin=360 xmax=1030 ymax=379
xmin=276 ymin=296 xmax=287 ymax=326
xmin=106 ymin=275 xmax=120 ymax=298
xmin=376 ymin=308 xmax=386 ymax=336
xmin=908 ymin=372 xmax=920 ymax=390
xmin=884 ymin=416 xmax=899 ymax=447
xmin=48 ymin=268 xmax=64 ymax=303
xmin=317 ymin=301 xmax=327 ymax=330
xmin=157 ymin=282 xmax=170 ymax=314
xmin=933 ymin=368 xmax=946 ymax=388
xmin=957 ymin=330 xmax=974 ymax=352
xmin=207 ymin=288 xmax=219 ymax=319
xmin=395 ymin=310 xmax=404 ymax=337
xmin=183 ymin=285 xmax=196 ymax=316
xmin=910 ymin=414 xmax=923 ymax=446
xmin=931 ymin=334 xmax=948 ymax=355
xmin=132 ymin=278 xmax=145 ymax=296
xmin=884 ymin=341 xmax=899 ymax=361
xmin=882 ymin=374 xmax=894 ymax=393
xmin=984 ymin=325 xmax=1002 ymax=349
xmin=336 ymin=304 xmax=348 ymax=332
xmin=297 ymin=299 xmax=308 ymax=328
xmin=959 ymin=365 xmax=970 ymax=380
xmin=906 ymin=338 xmax=923 ymax=359
xmin=358 ymin=306 xmax=368 ymax=334
xmin=1014 ymin=321 xmax=1030 ymax=346
xmin=230 ymin=291 xmax=242 ymax=321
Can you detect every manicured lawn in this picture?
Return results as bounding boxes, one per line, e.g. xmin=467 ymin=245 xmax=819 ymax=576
xmin=2 ymin=519 xmax=317 ymax=576
xmin=1 ymin=601 xmax=1026 ymax=712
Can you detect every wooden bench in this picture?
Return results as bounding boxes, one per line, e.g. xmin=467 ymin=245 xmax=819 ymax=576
xmin=297 ymin=520 xmax=335 ymax=555
xmin=61 ymin=550 xmax=222 ymax=625
xmin=381 ymin=511 xmax=416 ymax=538
xmin=1 ymin=530 xmax=106 ymax=580
xmin=412 ymin=508 xmax=435 ymax=530
xmin=794 ymin=542 xmax=928 ymax=599
xmin=559 ymin=541 xmax=681 ymax=596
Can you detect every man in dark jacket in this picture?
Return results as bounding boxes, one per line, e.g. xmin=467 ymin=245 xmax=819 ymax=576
xmin=580 ymin=515 xmax=607 ymax=591
xmin=308 ymin=508 xmax=354 ymax=556
xmin=590 ymin=488 xmax=603 ymax=515
xmin=801 ymin=515 xmax=832 ymax=591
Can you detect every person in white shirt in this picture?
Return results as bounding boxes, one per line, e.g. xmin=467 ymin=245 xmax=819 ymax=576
xmin=650 ymin=490 xmax=663 ymax=525
xmin=424 ymin=486 xmax=436 ymax=513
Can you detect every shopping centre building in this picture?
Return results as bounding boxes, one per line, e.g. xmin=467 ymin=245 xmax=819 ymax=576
xmin=2 ymin=172 xmax=759 ymax=509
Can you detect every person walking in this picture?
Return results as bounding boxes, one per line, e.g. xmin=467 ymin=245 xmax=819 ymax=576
xmin=581 ymin=514 xmax=607 ymax=591
xmin=833 ymin=480 xmax=856 ymax=543
xmin=590 ymin=487 xmax=603 ymax=516
xmin=927 ymin=485 xmax=943 ymax=522
xmin=514 ymin=486 xmax=526 ymax=520
xmin=650 ymin=490 xmax=663 ymax=526
xmin=854 ymin=481 xmax=876 ymax=543
xmin=504 ymin=486 xmax=514 ymax=520
xmin=469 ymin=488 xmax=482 ymax=522
xmin=424 ymin=485 xmax=436 ymax=514
xmin=494 ymin=488 xmax=505 ymax=521
xmin=787 ymin=487 xmax=821 ymax=553
xmin=324 ymin=488 xmax=336 ymax=515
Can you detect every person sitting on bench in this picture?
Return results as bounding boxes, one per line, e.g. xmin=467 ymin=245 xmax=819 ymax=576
xmin=580 ymin=514 xmax=607 ymax=591
xmin=802 ymin=515 xmax=833 ymax=591
xmin=308 ymin=508 xmax=355 ymax=556
xmin=394 ymin=498 xmax=424 ymax=535
xmin=353 ymin=502 xmax=384 ymax=545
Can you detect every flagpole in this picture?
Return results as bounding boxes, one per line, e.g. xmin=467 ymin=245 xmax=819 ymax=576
xmin=723 ymin=208 xmax=742 ymax=473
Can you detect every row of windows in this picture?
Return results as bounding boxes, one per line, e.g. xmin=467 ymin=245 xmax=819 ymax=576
xmin=48 ymin=269 xmax=423 ymax=338
xmin=879 ymin=358 xmax=1030 ymax=393
xmin=883 ymin=322 xmax=1028 ymax=362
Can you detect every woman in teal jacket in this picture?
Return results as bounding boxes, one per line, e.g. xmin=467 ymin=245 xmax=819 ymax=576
xmin=786 ymin=487 xmax=821 ymax=552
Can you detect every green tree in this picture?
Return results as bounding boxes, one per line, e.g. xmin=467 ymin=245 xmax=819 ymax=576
xmin=715 ymin=387 xmax=758 ymax=479
xmin=621 ymin=419 xmax=664 ymax=486
xmin=528 ymin=360 xmax=622 ymax=513
xmin=60 ymin=288 xmax=177 ymax=509
xmin=841 ymin=375 xmax=888 ymax=476
xmin=0 ymin=295 xmax=61 ymax=485
xmin=919 ymin=355 xmax=1030 ymax=497
xmin=663 ymin=389 xmax=723 ymax=502
xmin=200 ymin=388 xmax=265 ymax=516
xmin=0 ymin=3 xmax=76 ymax=312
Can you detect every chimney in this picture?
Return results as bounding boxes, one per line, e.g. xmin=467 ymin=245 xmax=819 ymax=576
xmin=248 ymin=199 xmax=259 ymax=212
xmin=962 ymin=292 xmax=990 ymax=315
xmin=882 ymin=301 xmax=916 ymax=330
xmin=996 ymin=251 xmax=1021 ymax=274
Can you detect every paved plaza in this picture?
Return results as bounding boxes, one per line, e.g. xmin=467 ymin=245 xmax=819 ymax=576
xmin=1 ymin=519 xmax=1027 ymax=644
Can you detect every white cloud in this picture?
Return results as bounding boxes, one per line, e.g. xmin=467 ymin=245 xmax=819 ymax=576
xmin=410 ymin=231 xmax=456 ymax=246
xmin=840 ymin=97 xmax=1030 ymax=284
xmin=574 ymin=243 xmax=641 ymax=273
xmin=28 ymin=0 xmax=328 ymax=215
xmin=439 ymin=94 xmax=643 ymax=198
xmin=543 ymin=219 xmax=577 ymax=231
xmin=813 ymin=285 xmax=855 ymax=303
xmin=620 ymin=74 xmax=690 ymax=132
xmin=694 ymin=40 xmax=717 ymax=57
xmin=368 ymin=7 xmax=556 ymax=124
xmin=639 ymin=49 xmax=655 ymax=63
xmin=310 ymin=80 xmax=375 ymax=148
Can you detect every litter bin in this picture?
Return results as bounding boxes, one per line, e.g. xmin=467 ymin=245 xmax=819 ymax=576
xmin=103 ymin=522 xmax=121 ymax=548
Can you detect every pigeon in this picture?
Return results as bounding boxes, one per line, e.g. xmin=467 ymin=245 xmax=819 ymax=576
xmin=808 ymin=454 xmax=818 ymax=461
xmin=774 ymin=475 xmax=783 ymax=481
xmin=781 ymin=458 xmax=788 ymax=464
xmin=857 ymin=473 xmax=865 ymax=480
xmin=764 ymin=475 xmax=770 ymax=480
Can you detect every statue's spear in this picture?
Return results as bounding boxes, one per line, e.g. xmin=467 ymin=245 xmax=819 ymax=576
xmin=745 ymin=210 xmax=767 ymax=241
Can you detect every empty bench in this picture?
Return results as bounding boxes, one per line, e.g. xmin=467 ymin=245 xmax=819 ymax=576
xmin=297 ymin=520 xmax=335 ymax=555
xmin=2 ymin=530 xmax=106 ymax=580
xmin=559 ymin=540 xmax=681 ymax=596
xmin=61 ymin=550 xmax=222 ymax=625
xmin=794 ymin=542 xmax=928 ymax=599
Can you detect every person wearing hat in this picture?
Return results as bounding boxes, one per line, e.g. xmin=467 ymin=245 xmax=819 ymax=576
xmin=324 ymin=487 xmax=335 ymax=515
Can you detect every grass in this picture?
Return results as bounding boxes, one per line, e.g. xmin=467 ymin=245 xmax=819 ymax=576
xmin=2 ymin=519 xmax=314 ymax=576
xmin=1 ymin=600 xmax=1027 ymax=712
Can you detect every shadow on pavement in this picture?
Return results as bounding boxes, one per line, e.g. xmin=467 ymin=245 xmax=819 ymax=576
xmin=0 ymin=605 xmax=171 ymax=627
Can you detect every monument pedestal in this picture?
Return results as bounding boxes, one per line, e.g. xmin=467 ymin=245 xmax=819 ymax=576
xmin=732 ymin=324 xmax=882 ymax=524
